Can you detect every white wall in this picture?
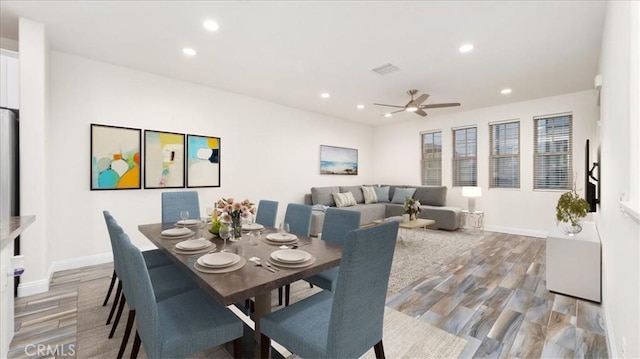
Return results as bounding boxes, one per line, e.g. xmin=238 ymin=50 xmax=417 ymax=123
xmin=373 ymin=91 xmax=598 ymax=236
xmin=46 ymin=51 xmax=373 ymax=264
xmin=597 ymin=1 xmax=640 ymax=358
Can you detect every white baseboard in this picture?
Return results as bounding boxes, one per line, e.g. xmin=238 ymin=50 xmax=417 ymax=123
xmin=483 ymin=225 xmax=548 ymax=238
xmin=602 ymin=299 xmax=618 ymax=358
xmin=17 ymin=275 xmax=50 ymax=297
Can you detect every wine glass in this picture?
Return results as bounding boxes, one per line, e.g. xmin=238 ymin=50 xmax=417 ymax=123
xmin=179 ymin=210 xmax=189 ymax=225
xmin=219 ymin=224 xmax=230 ymax=252
xmin=278 ymin=222 xmax=290 ymax=239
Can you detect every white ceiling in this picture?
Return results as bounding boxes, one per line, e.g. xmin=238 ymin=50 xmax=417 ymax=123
xmin=0 ymin=1 xmax=606 ymax=126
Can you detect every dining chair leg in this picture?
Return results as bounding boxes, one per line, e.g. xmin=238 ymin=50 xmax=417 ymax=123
xmin=233 ymin=337 xmax=242 ymax=359
xmin=309 ymin=283 xmax=314 ymax=288
xmin=106 ymin=280 xmax=122 ymax=325
xmin=103 ymin=270 xmax=117 ymax=306
xmin=373 ymin=340 xmax=385 ymax=359
xmin=109 ymin=292 xmax=126 ymax=338
xmin=260 ymin=333 xmax=271 ymax=359
xmin=130 ymin=331 xmax=141 ymax=359
xmin=277 ymin=287 xmax=283 ymax=306
xmin=284 ymin=284 xmax=291 ymax=307
xmin=117 ymin=309 xmax=136 ymax=359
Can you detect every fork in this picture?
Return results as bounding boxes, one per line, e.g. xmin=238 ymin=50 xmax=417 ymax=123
xmin=250 ymin=258 xmax=276 ymax=273
xmin=261 ymin=259 xmax=280 ymax=271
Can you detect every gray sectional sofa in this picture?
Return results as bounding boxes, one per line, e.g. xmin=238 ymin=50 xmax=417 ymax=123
xmin=304 ymin=185 xmax=463 ymax=236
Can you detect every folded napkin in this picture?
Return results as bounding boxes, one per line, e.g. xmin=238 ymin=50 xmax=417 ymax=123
xmin=312 ymin=204 xmax=329 ymax=212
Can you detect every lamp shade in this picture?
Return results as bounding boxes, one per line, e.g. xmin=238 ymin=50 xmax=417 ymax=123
xmin=462 ymin=186 xmax=482 ymax=198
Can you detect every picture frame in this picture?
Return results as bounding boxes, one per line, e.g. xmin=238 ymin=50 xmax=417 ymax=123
xmin=144 ymin=130 xmax=185 ymax=189
xmin=90 ymin=124 xmax=142 ymax=190
xmin=320 ymin=145 xmax=358 ymax=175
xmin=186 ymin=134 xmax=221 ymax=188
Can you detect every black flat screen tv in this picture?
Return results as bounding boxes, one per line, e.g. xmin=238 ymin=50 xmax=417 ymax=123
xmin=585 ymin=139 xmax=599 ymax=212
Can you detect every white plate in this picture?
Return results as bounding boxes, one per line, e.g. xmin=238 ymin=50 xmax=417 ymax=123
xmin=200 ymin=252 xmax=241 ymax=268
xmin=175 ymin=238 xmax=210 ymax=250
xmin=271 ymin=249 xmax=311 ymax=264
xmin=243 ymin=223 xmax=264 ymax=231
xmin=266 ymin=233 xmax=298 ymax=242
xmin=176 ymin=219 xmax=200 ymax=226
xmin=161 ymin=227 xmax=193 ymax=236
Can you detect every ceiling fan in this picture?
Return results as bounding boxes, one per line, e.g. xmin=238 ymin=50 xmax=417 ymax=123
xmin=373 ymin=89 xmax=461 ymax=117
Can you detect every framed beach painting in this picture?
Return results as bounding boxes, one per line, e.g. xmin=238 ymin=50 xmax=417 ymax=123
xmin=144 ymin=130 xmax=185 ymax=189
xmin=90 ymin=124 xmax=141 ymax=190
xmin=320 ymin=145 xmax=358 ymax=175
xmin=186 ymin=134 xmax=221 ymax=188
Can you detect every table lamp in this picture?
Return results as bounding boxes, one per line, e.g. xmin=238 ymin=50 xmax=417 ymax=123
xmin=462 ymin=186 xmax=482 ymax=212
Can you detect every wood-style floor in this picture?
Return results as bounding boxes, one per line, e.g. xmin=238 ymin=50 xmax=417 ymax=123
xmin=8 ymin=231 xmax=609 ymax=358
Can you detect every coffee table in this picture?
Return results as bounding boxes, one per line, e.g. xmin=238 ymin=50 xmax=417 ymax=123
xmin=372 ymin=218 xmax=435 ymax=239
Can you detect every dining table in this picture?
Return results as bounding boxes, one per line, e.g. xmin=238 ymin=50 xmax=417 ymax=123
xmin=137 ymin=222 xmax=344 ymax=354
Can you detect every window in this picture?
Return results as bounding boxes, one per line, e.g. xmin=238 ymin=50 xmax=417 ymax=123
xmin=452 ymin=127 xmax=477 ymax=186
xmin=489 ymin=121 xmax=520 ymax=188
xmin=534 ymin=114 xmax=572 ymax=190
xmin=421 ymin=131 xmax=442 ymax=185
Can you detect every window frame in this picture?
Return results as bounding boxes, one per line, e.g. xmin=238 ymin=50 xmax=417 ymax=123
xmin=452 ymin=126 xmax=477 ymax=187
xmin=489 ymin=120 xmax=521 ymax=189
xmin=421 ymin=131 xmax=443 ymax=186
xmin=533 ymin=113 xmax=573 ymax=190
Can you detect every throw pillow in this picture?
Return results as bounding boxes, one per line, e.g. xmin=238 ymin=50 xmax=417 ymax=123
xmin=332 ymin=192 xmax=357 ymax=208
xmin=374 ymin=186 xmax=390 ymax=203
xmin=391 ymin=188 xmax=416 ymax=204
xmin=362 ymin=186 xmax=378 ymax=204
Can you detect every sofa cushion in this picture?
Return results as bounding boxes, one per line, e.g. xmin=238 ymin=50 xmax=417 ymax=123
xmin=361 ymin=186 xmax=378 ymax=204
xmin=391 ymin=188 xmax=416 ymax=204
xmin=311 ymin=186 xmax=339 ymax=206
xmin=332 ymin=192 xmax=357 ymax=208
xmin=374 ymin=186 xmax=390 ymax=203
xmin=339 ymin=186 xmax=364 ymax=204
xmin=413 ymin=186 xmax=447 ymax=207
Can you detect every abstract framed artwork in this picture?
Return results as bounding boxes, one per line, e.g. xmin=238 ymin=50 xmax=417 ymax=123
xmin=186 ymin=134 xmax=221 ymax=188
xmin=320 ymin=145 xmax=358 ymax=175
xmin=90 ymin=124 xmax=142 ymax=190
xmin=144 ymin=130 xmax=185 ymax=189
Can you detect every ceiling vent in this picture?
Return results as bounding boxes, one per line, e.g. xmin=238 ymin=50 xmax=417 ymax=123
xmin=371 ymin=63 xmax=400 ymax=76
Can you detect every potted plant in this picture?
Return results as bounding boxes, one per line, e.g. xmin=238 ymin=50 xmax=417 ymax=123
xmin=555 ymin=188 xmax=590 ymax=235
xmin=403 ymin=197 xmax=421 ymax=221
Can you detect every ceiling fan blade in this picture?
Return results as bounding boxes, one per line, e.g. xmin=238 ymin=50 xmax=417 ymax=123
xmin=413 ymin=94 xmax=429 ymax=106
xmin=373 ymin=103 xmax=406 ymax=109
xmin=420 ymin=102 xmax=461 ymax=109
xmin=415 ymin=109 xmax=428 ymax=117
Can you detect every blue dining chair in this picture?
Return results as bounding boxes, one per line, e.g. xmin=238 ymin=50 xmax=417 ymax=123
xmin=260 ymin=221 xmax=399 ymax=359
xmin=278 ymin=203 xmax=313 ymax=305
xmin=102 ymin=211 xmax=173 ymax=308
xmin=255 ymin=200 xmax=279 ymax=228
xmin=122 ymin=232 xmax=244 ymax=359
xmin=161 ymin=191 xmax=201 ymax=223
xmin=103 ymin=212 xmax=198 ymax=358
xmin=303 ymin=208 xmax=361 ymax=291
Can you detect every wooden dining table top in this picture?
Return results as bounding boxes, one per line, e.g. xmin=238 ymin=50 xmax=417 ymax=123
xmin=137 ymin=222 xmax=344 ymax=306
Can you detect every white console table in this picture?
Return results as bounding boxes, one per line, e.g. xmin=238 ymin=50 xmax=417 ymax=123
xmin=546 ymin=221 xmax=601 ymax=302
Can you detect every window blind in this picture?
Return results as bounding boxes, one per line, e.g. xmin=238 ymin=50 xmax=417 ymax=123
xmin=452 ymin=127 xmax=477 ymax=187
xmin=489 ymin=121 xmax=520 ymax=188
xmin=534 ymin=114 xmax=572 ymax=190
xmin=421 ymin=131 xmax=442 ymax=185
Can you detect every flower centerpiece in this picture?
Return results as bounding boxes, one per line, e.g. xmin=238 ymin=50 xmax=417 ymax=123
xmin=215 ymin=197 xmax=256 ymax=240
xmin=403 ymin=197 xmax=421 ymax=221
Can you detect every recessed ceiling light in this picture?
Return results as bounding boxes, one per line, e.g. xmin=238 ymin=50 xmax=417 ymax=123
xmin=459 ymin=43 xmax=474 ymax=53
xmin=203 ymin=19 xmax=219 ymax=32
xmin=384 ymin=113 xmax=392 ymax=118
xmin=357 ymin=104 xmax=365 ymax=109
xmin=320 ymin=93 xmax=330 ymax=99
xmin=501 ymin=88 xmax=512 ymax=95
xmin=182 ymin=48 xmax=197 ymax=56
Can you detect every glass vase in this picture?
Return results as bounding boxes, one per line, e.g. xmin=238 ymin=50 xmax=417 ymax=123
xmin=231 ymin=216 xmax=242 ymax=241
xmin=561 ymin=221 xmax=582 ymax=236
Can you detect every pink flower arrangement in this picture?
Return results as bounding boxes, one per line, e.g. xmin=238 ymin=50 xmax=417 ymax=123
xmin=216 ymin=197 xmax=256 ymax=223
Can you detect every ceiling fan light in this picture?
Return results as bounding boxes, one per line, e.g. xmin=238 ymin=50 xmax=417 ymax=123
xmin=406 ymin=106 xmax=418 ymax=112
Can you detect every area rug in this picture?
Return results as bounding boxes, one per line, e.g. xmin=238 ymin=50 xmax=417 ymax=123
xmin=387 ymin=228 xmax=491 ymax=294
xmin=76 ymin=273 xmax=467 ymax=358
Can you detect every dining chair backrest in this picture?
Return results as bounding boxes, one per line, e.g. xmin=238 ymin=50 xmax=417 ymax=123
xmin=326 ymin=221 xmax=399 ymax=358
xmin=103 ymin=211 xmax=138 ymax=310
xmin=283 ymin=203 xmax=313 ymax=237
xmin=255 ymin=200 xmax=278 ymax=228
xmin=320 ymin=208 xmax=361 ymax=245
xmin=120 ymin=232 xmax=162 ymax=358
xmin=161 ymin=191 xmax=201 ymax=223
